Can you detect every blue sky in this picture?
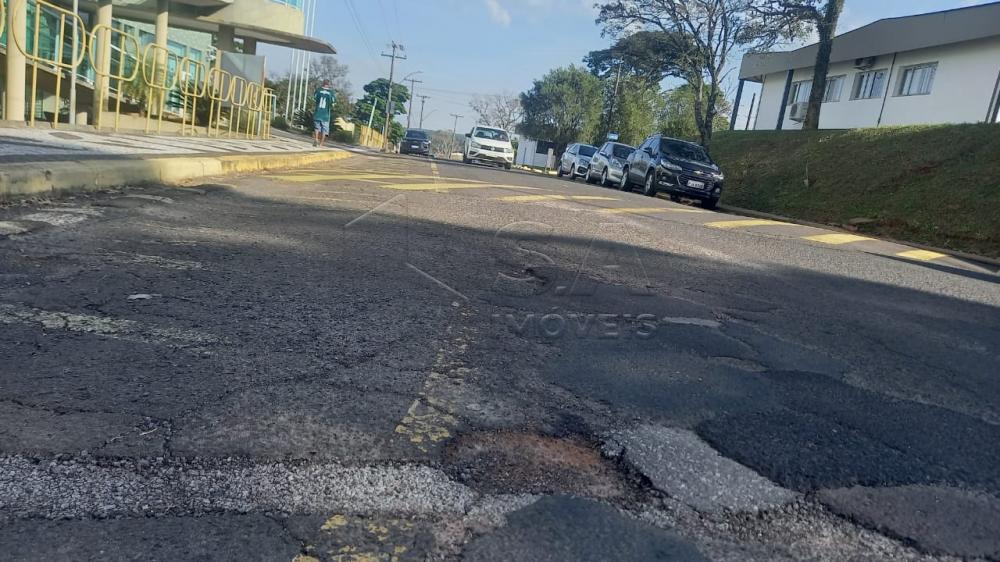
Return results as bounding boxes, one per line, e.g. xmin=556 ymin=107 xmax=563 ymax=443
xmin=260 ymin=0 xmax=986 ymax=132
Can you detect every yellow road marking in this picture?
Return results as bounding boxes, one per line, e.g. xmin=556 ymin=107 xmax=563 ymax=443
xmin=804 ymin=233 xmax=875 ymax=245
xmin=382 ymin=182 xmax=540 ymax=191
xmin=600 ymin=207 xmax=708 ymax=214
xmin=897 ymin=249 xmax=947 ymax=261
xmin=706 ymin=219 xmax=787 ymax=229
xmin=500 ymin=195 xmax=618 ymax=202
xmin=321 ymin=515 xmax=349 ymax=531
xmin=268 ymin=173 xmax=441 ymax=182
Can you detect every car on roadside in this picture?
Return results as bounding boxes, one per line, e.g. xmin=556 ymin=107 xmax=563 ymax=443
xmin=400 ymin=129 xmax=431 ymax=156
xmin=585 ymin=142 xmax=635 ymax=187
xmin=557 ymin=143 xmax=598 ymax=180
xmin=620 ymin=134 xmax=725 ymax=209
xmin=463 ymin=126 xmax=515 ymax=169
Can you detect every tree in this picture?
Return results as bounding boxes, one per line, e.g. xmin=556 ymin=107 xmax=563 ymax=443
xmin=659 ymin=85 xmax=730 ymax=140
xmin=596 ymin=0 xmax=782 ymax=151
xmin=270 ymin=55 xmax=351 ymax=119
xmin=518 ymin=66 xmax=603 ymax=154
xmin=585 ymin=30 xmax=690 ymax=85
xmin=469 ymin=93 xmax=523 ymax=132
xmin=352 ymin=78 xmax=410 ymax=143
xmin=753 ymin=0 xmax=845 ymax=129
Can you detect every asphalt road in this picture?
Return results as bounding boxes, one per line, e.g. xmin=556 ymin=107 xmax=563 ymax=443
xmin=1 ymin=153 xmax=999 ymax=561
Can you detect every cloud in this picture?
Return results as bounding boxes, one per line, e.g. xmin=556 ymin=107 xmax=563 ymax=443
xmin=485 ymin=0 xmax=512 ymax=26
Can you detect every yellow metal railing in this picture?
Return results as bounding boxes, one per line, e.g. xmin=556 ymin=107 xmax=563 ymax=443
xmin=178 ymin=56 xmax=207 ymax=136
xmin=9 ymin=0 xmax=88 ymax=127
xmin=206 ymin=67 xmax=232 ymax=137
xmin=141 ymin=43 xmax=180 ymax=134
xmin=3 ymin=0 xmax=272 ymax=139
xmin=88 ymin=23 xmax=140 ymax=131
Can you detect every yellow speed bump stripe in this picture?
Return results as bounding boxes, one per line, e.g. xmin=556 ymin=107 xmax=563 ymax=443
xmin=804 ymin=233 xmax=875 ymax=245
xmin=267 ymin=173 xmax=441 ymax=182
xmin=897 ymin=249 xmax=947 ymax=261
xmin=382 ymin=182 xmax=540 ymax=191
xmin=500 ymin=195 xmax=618 ymax=202
xmin=706 ymin=219 xmax=787 ymax=229
xmin=601 ymin=207 xmax=708 ymax=214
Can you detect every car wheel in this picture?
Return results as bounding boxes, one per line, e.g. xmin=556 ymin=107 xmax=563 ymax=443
xmin=586 ymin=166 xmax=597 ymax=184
xmin=619 ymin=167 xmax=631 ymax=191
xmin=505 ymin=163 xmax=512 ymax=170
xmin=601 ymin=169 xmax=609 ymax=187
xmin=556 ymin=164 xmax=564 ymax=177
xmin=643 ymin=172 xmax=657 ymax=197
xmin=702 ymin=197 xmax=719 ymax=210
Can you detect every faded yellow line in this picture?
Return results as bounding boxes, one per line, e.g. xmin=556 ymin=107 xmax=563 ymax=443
xmin=500 ymin=194 xmax=619 ymax=202
xmin=804 ymin=233 xmax=875 ymax=245
xmin=897 ymin=249 xmax=947 ymax=261
xmin=268 ymin=173 xmax=442 ymax=182
xmin=601 ymin=207 xmax=708 ymax=215
xmin=705 ymin=219 xmax=787 ymax=229
xmin=382 ymin=182 xmax=540 ymax=191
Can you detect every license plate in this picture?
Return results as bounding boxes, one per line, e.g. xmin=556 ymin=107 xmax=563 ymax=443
xmin=687 ymin=180 xmax=705 ymax=189
xmin=410 ymin=144 xmax=419 ymax=149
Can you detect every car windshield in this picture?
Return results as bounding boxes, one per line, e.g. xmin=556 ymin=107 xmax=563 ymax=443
xmin=405 ymin=130 xmax=428 ymax=140
xmin=474 ymin=128 xmax=510 ymax=142
xmin=661 ymin=139 xmax=711 ymax=164
xmin=612 ymin=144 xmax=633 ymax=159
xmin=578 ymin=145 xmax=597 ymax=157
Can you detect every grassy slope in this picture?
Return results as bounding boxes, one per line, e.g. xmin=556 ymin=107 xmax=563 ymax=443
xmin=711 ymin=124 xmax=1000 ymax=258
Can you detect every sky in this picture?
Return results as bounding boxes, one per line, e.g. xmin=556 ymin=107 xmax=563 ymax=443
xmin=260 ymin=0 xmax=989 ymax=132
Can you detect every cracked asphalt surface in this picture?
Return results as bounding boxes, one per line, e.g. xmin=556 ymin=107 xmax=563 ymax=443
xmin=1 ymin=153 xmax=999 ymax=561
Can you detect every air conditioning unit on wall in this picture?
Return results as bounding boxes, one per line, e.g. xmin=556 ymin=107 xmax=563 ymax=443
xmin=854 ymin=56 xmax=877 ymax=70
xmin=789 ymin=102 xmax=809 ymax=122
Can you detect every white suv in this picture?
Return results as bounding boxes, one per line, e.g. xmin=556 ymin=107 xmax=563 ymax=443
xmin=463 ymin=126 xmax=514 ymax=170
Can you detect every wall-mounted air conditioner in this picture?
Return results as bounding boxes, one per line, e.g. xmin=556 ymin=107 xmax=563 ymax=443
xmin=854 ymin=57 xmax=877 ymax=70
xmin=789 ymin=102 xmax=809 ymax=122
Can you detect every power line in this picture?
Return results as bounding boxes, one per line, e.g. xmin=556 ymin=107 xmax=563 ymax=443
xmin=405 ymin=76 xmax=424 ymax=129
xmin=342 ymin=0 xmax=384 ymax=72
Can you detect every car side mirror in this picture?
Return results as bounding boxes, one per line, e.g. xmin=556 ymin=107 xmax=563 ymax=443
xmin=644 ymin=147 xmax=654 ymax=156
xmin=465 ymin=133 xmax=471 ymax=138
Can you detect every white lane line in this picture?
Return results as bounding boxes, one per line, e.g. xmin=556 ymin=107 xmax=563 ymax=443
xmin=0 ymin=304 xmax=222 ymax=348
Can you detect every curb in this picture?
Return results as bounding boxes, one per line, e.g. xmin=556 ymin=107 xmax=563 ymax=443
xmin=717 ymin=204 xmax=1000 ymax=270
xmin=0 ymin=150 xmax=351 ymax=201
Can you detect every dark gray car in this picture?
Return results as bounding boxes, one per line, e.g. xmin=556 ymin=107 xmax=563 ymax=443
xmin=621 ymin=134 xmax=724 ymax=209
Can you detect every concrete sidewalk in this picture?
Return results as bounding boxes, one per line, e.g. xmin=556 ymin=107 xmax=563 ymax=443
xmin=0 ymin=125 xmax=350 ymax=200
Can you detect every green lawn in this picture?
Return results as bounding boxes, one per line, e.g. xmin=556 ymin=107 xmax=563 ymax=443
xmin=711 ymin=124 xmax=1000 ymax=258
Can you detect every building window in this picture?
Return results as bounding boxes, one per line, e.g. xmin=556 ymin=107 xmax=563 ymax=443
xmin=788 ymin=80 xmax=812 ymax=105
xmin=852 ymin=69 xmax=888 ymax=100
xmin=896 ymin=63 xmax=937 ymax=96
xmin=824 ymin=75 xmax=845 ymax=102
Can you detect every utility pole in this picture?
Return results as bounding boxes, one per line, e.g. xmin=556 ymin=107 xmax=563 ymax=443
xmin=449 ymin=113 xmax=463 ymax=157
xmin=380 ymin=42 xmax=406 ymax=151
xmin=404 ymin=75 xmax=424 ymax=129
xmin=418 ymin=95 xmax=430 ymax=129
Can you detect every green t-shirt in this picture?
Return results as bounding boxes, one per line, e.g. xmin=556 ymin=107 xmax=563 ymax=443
xmin=314 ymin=88 xmax=335 ymax=122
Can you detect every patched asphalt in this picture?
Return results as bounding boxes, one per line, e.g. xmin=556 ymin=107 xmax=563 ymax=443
xmin=0 ymin=154 xmax=998 ymax=561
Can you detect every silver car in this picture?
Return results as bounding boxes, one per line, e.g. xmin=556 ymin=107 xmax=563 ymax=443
xmin=586 ymin=142 xmax=635 ymax=187
xmin=557 ymin=143 xmax=598 ymax=180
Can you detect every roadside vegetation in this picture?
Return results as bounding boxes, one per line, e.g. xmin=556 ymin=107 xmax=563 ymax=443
xmin=712 ymin=124 xmax=1000 ymax=258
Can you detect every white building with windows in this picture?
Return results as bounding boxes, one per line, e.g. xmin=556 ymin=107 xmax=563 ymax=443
xmin=734 ymin=2 xmax=1000 ymax=130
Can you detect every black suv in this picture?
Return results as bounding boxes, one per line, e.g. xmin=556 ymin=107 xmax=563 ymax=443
xmin=620 ymin=134 xmax=724 ymax=209
xmin=400 ymin=129 xmax=431 ymax=156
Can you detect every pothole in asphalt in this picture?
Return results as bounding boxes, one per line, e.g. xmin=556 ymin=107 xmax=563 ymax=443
xmin=443 ymin=431 xmax=629 ymax=499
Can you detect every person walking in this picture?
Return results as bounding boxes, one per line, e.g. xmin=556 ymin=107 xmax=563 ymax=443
xmin=313 ymin=80 xmax=336 ymax=147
